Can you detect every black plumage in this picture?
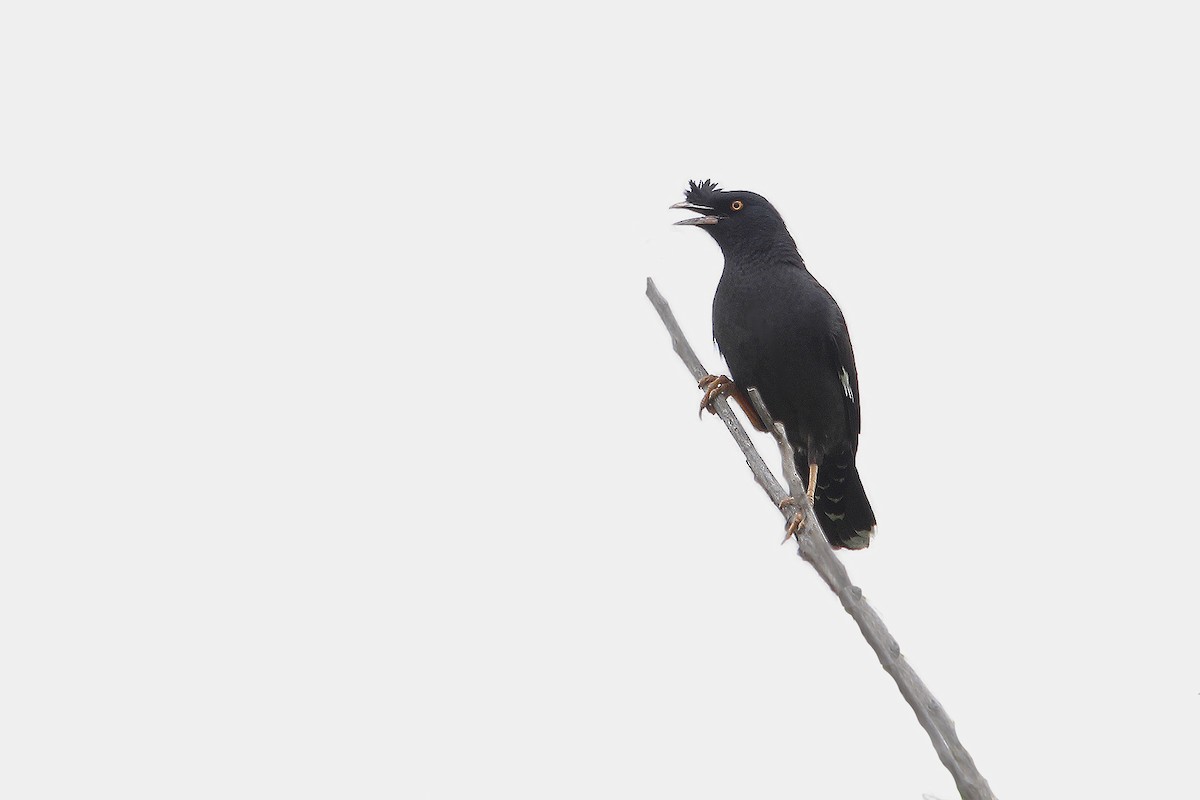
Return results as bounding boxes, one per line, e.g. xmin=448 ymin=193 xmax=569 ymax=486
xmin=673 ymin=179 xmax=876 ymax=549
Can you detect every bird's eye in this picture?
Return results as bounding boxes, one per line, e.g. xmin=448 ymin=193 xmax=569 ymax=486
xmin=731 ymin=200 xmax=744 ymax=211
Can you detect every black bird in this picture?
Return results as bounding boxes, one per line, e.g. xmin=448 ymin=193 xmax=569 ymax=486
xmin=672 ymin=179 xmax=876 ymax=549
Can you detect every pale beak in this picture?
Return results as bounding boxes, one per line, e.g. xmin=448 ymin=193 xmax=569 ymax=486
xmin=670 ymin=201 xmax=718 ymax=226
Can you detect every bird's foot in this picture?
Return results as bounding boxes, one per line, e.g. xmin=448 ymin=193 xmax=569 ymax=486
xmin=697 ymin=374 xmax=770 ymax=432
xmin=779 ymin=496 xmax=804 ymax=543
xmin=697 ymin=374 xmax=736 ymax=418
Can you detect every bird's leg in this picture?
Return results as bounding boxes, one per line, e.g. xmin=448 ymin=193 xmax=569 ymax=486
xmin=697 ymin=374 xmax=769 ymax=432
xmin=807 ymin=462 xmax=819 ymax=506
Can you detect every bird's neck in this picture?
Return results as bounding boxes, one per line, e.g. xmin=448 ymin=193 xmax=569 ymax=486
xmin=719 ymin=234 xmax=807 ymax=273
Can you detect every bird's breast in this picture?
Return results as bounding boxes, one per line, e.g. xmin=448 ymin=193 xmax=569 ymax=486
xmin=712 ymin=268 xmax=847 ymax=454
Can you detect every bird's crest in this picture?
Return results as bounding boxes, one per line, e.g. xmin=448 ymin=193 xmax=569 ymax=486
xmin=684 ymin=179 xmax=722 ymax=206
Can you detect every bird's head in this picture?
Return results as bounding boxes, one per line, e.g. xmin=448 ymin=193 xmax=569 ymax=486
xmin=671 ymin=179 xmax=791 ymax=253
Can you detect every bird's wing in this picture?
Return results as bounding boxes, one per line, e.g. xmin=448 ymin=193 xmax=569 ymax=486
xmin=830 ymin=324 xmax=862 ymax=446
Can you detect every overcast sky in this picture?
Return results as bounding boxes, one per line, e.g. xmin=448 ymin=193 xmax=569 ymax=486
xmin=3 ymin=2 xmax=1199 ymax=798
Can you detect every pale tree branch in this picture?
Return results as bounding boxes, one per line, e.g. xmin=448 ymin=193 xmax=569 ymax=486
xmin=646 ymin=277 xmax=997 ymax=800
xmin=744 ymin=388 xmax=806 ymax=507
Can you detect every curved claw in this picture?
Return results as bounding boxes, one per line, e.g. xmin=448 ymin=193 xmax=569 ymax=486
xmin=781 ymin=509 xmax=805 ymax=544
xmin=695 ymin=374 xmax=769 ymax=432
xmin=778 ymin=496 xmax=804 ymax=543
xmin=697 ymin=374 xmax=735 ymax=418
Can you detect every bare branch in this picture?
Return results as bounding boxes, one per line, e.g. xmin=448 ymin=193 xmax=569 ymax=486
xmin=646 ymin=277 xmax=997 ymax=800
xmin=745 ymin=387 xmax=805 ymax=503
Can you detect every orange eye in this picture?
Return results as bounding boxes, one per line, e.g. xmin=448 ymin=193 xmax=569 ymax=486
xmin=731 ymin=200 xmax=744 ymax=211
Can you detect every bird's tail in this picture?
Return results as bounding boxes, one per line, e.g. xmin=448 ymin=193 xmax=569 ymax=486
xmin=807 ymin=456 xmax=876 ymax=550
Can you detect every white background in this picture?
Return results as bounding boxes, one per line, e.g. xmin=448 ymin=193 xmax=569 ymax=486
xmin=3 ymin=2 xmax=1198 ymax=798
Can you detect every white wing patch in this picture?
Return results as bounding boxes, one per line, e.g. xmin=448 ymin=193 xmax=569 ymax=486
xmin=839 ymin=366 xmax=854 ymax=402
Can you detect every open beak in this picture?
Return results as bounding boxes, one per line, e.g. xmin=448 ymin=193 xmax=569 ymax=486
xmin=670 ymin=201 xmax=718 ymax=226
